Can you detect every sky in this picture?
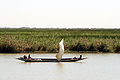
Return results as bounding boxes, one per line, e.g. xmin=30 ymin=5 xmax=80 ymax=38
xmin=0 ymin=0 xmax=120 ymax=28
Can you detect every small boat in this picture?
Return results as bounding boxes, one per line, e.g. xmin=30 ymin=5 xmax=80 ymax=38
xmin=16 ymin=39 xmax=87 ymax=62
xmin=16 ymin=55 xmax=87 ymax=62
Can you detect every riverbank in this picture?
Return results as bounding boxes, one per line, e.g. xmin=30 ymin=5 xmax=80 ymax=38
xmin=0 ymin=28 xmax=120 ymax=53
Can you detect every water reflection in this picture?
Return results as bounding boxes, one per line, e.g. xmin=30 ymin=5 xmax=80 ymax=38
xmin=19 ymin=62 xmax=32 ymax=64
xmin=76 ymin=61 xmax=84 ymax=64
xmin=56 ymin=63 xmax=64 ymax=73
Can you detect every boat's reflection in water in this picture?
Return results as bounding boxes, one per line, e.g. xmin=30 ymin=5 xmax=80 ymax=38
xmin=56 ymin=63 xmax=64 ymax=74
xmin=57 ymin=62 xmax=64 ymax=68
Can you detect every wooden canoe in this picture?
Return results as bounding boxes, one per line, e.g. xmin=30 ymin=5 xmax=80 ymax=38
xmin=16 ymin=56 xmax=87 ymax=62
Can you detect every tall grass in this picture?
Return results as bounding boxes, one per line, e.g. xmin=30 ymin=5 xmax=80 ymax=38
xmin=0 ymin=28 xmax=120 ymax=53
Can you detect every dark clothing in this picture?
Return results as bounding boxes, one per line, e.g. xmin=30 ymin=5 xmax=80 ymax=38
xmin=80 ymin=55 xmax=82 ymax=59
xmin=24 ymin=55 xmax=27 ymax=59
xmin=28 ymin=54 xmax=31 ymax=59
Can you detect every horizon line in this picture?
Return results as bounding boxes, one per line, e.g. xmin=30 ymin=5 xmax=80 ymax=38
xmin=0 ymin=27 xmax=120 ymax=29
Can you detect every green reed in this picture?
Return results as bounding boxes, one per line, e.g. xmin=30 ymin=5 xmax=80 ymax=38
xmin=0 ymin=28 xmax=120 ymax=53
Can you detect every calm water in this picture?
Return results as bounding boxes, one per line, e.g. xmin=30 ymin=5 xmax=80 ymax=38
xmin=0 ymin=53 xmax=120 ymax=80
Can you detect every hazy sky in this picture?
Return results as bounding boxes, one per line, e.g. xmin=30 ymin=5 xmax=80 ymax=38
xmin=0 ymin=0 xmax=120 ymax=28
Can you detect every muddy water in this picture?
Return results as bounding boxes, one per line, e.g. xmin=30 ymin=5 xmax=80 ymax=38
xmin=0 ymin=53 xmax=120 ymax=80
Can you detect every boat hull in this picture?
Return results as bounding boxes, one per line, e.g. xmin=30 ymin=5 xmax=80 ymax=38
xmin=16 ymin=57 xmax=87 ymax=62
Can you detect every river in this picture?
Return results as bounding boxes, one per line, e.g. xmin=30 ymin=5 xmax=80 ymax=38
xmin=0 ymin=53 xmax=120 ymax=80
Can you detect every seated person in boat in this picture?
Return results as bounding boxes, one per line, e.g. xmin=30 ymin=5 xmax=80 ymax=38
xmin=79 ymin=55 xmax=82 ymax=59
xmin=72 ymin=55 xmax=82 ymax=60
xmin=23 ymin=55 xmax=27 ymax=59
xmin=28 ymin=54 xmax=32 ymax=60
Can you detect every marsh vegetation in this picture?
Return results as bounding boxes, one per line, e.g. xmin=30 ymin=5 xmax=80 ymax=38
xmin=0 ymin=28 xmax=120 ymax=53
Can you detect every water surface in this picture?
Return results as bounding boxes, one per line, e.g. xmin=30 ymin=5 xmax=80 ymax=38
xmin=0 ymin=53 xmax=120 ymax=80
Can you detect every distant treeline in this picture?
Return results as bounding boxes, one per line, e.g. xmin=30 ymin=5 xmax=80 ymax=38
xmin=0 ymin=28 xmax=120 ymax=53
